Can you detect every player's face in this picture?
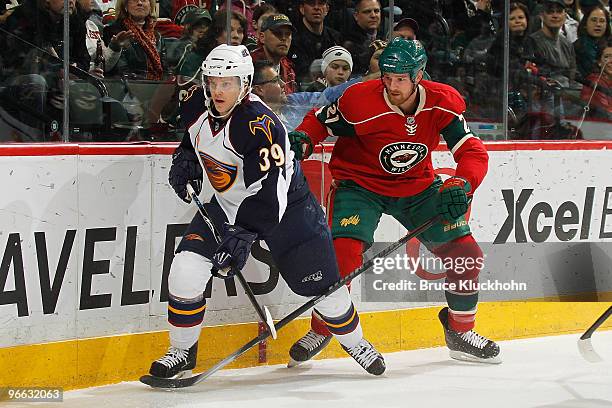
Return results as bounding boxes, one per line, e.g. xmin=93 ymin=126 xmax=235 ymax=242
xmin=382 ymin=73 xmax=417 ymax=106
xmin=206 ymin=76 xmax=243 ymax=116
xmin=325 ymin=60 xmax=351 ymax=86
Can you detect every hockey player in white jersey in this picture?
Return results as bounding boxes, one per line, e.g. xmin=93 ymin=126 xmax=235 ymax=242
xmin=149 ymin=44 xmax=385 ymax=379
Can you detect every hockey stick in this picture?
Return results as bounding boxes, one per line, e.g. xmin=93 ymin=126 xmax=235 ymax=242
xmin=577 ymin=305 xmax=612 ymax=363
xmin=140 ymin=214 xmax=441 ymax=389
xmin=185 ymin=183 xmax=277 ymax=340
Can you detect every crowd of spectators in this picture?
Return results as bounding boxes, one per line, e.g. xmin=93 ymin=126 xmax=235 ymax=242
xmin=0 ymin=0 xmax=610 ymax=141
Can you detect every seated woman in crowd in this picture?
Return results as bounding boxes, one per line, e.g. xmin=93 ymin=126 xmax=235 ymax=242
xmin=580 ymin=39 xmax=612 ymax=120
xmin=165 ymin=8 xmax=212 ymax=76
xmin=574 ymin=4 xmax=611 ymax=81
xmin=487 ymin=2 xmax=533 ymax=85
xmin=103 ymin=0 xmax=165 ymax=80
xmin=176 ymin=10 xmax=248 ymax=83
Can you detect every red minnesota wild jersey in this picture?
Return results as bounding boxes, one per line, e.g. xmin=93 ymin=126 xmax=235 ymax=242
xmin=296 ymin=79 xmax=489 ymax=197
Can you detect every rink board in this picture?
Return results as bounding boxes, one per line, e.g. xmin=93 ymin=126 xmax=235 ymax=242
xmin=1 ymin=141 xmax=612 ymax=389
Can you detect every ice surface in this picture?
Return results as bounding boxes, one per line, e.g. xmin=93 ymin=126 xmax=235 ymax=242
xmin=24 ymin=331 xmax=612 ymax=408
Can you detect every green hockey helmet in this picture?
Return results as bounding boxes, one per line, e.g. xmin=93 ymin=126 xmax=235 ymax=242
xmin=379 ymin=37 xmax=427 ymax=80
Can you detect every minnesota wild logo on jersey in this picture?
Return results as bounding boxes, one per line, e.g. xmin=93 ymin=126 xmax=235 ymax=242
xmin=379 ymin=142 xmax=428 ymax=174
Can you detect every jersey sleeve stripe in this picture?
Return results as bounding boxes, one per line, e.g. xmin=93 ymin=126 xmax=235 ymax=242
xmin=451 ymin=134 xmax=477 ymax=155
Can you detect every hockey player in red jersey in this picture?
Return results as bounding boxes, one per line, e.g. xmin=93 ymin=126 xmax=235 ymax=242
xmin=148 ymin=44 xmax=385 ymax=380
xmin=288 ymin=37 xmax=501 ymax=365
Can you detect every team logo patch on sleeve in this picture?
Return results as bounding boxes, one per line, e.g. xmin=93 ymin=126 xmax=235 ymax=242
xmin=379 ymin=142 xmax=428 ymax=174
xmin=248 ymin=114 xmax=275 ymax=144
xmin=198 ymin=151 xmax=238 ymax=193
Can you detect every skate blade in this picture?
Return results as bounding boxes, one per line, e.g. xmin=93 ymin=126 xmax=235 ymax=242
xmin=449 ymin=350 xmax=502 ymax=364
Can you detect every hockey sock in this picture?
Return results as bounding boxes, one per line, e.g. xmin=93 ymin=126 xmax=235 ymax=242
xmin=432 ymin=234 xmax=482 ymax=332
xmin=315 ymin=286 xmax=363 ymax=348
xmin=311 ymin=238 xmax=364 ymax=336
xmin=168 ymin=293 xmax=206 ymax=349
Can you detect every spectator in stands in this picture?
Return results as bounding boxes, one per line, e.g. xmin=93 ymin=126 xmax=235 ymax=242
xmin=166 ymin=8 xmax=211 ymax=74
xmin=462 ymin=0 xmax=498 ymax=41
xmin=220 ymin=0 xmax=257 ymax=37
xmin=247 ymin=3 xmax=277 ymax=51
xmin=289 ymin=0 xmax=342 ymax=83
xmin=564 ymin=0 xmax=583 ymax=21
xmin=81 ymin=0 xmax=128 ymax=76
xmin=103 ymin=0 xmax=165 ymax=80
xmin=391 ymin=17 xmax=418 ymax=41
xmin=487 ymin=2 xmax=533 ymax=80
xmin=1 ymin=0 xmax=90 ymax=132
xmin=581 ymin=0 xmax=609 ymax=13
xmin=252 ymin=14 xmax=298 ymax=94
xmin=365 ymin=39 xmax=387 ymax=75
xmin=3 ymin=0 xmax=90 ymax=74
xmin=574 ymin=4 xmax=611 ymax=80
xmin=560 ymin=0 xmax=581 ymax=42
xmin=251 ymin=59 xmax=357 ymax=131
xmin=303 ymin=45 xmax=353 ymax=92
xmin=177 ymin=10 xmax=247 ymax=83
xmin=579 ymin=38 xmax=612 ymax=119
xmin=342 ymin=0 xmax=382 ymax=75
xmin=525 ymin=0 xmax=577 ymax=88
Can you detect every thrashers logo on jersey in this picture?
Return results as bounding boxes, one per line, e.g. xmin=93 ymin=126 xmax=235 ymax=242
xmin=248 ymin=114 xmax=275 ymax=144
xmin=199 ymin=151 xmax=238 ymax=193
xmin=379 ymin=142 xmax=428 ymax=174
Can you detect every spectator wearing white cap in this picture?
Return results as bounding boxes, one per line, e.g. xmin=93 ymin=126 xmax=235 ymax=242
xmin=321 ymin=45 xmax=353 ymax=87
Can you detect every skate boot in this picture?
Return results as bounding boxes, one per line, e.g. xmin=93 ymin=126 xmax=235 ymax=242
xmin=341 ymin=338 xmax=386 ymax=375
xmin=149 ymin=342 xmax=198 ymax=378
xmin=288 ymin=330 xmax=333 ymax=367
xmin=439 ymin=307 xmax=501 ymax=364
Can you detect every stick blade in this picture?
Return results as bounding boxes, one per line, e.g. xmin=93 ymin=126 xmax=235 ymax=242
xmin=264 ymin=306 xmax=277 ymax=339
xmin=139 ymin=374 xmax=201 ymax=389
xmin=577 ymin=337 xmax=604 ymax=363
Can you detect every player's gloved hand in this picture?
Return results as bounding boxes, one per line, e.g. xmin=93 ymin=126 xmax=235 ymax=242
xmin=288 ymin=130 xmax=314 ymax=160
xmin=211 ymin=223 xmax=258 ymax=279
xmin=437 ymin=177 xmax=472 ymax=222
xmin=168 ymin=145 xmax=203 ymax=203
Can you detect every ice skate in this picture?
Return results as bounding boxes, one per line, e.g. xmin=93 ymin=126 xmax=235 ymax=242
xmin=341 ymin=338 xmax=386 ymax=375
xmin=149 ymin=342 xmax=198 ymax=379
xmin=288 ymin=330 xmax=333 ymax=367
xmin=439 ymin=307 xmax=502 ymax=364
